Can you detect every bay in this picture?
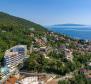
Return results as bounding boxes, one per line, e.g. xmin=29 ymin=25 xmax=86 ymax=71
xmin=46 ymin=26 xmax=91 ymax=40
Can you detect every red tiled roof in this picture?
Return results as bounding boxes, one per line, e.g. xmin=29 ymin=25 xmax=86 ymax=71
xmin=5 ymin=76 xmax=17 ymax=84
xmin=47 ymin=79 xmax=57 ymax=84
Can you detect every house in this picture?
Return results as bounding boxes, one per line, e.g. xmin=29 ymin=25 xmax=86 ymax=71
xmin=79 ymin=68 xmax=88 ymax=74
xmin=19 ymin=76 xmax=44 ymax=84
xmin=64 ymin=49 xmax=73 ymax=61
xmin=35 ymin=38 xmax=46 ymax=47
xmin=3 ymin=76 xmax=18 ymax=84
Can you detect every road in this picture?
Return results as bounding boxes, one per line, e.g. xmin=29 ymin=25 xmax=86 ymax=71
xmin=20 ymin=69 xmax=78 ymax=83
xmin=20 ymin=71 xmax=47 ymax=76
xmin=56 ymin=69 xmax=78 ymax=81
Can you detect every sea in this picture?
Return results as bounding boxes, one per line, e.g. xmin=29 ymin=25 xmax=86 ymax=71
xmin=46 ymin=26 xmax=91 ymax=41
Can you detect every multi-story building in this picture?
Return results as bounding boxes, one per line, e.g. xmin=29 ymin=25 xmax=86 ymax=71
xmin=4 ymin=45 xmax=27 ymax=69
xmin=0 ymin=45 xmax=27 ymax=83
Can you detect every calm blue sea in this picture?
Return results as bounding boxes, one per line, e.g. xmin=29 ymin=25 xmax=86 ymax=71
xmin=46 ymin=26 xmax=91 ymax=40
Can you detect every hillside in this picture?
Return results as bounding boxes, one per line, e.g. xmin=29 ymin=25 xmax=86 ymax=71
xmin=0 ymin=12 xmax=47 ymax=61
xmin=1 ymin=12 xmax=91 ymax=84
xmin=0 ymin=12 xmax=47 ymax=31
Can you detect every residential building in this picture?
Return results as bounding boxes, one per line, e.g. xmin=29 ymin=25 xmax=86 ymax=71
xmin=3 ymin=76 xmax=18 ymax=84
xmin=4 ymin=45 xmax=27 ymax=69
xmin=19 ymin=76 xmax=44 ymax=84
xmin=64 ymin=49 xmax=73 ymax=61
xmin=0 ymin=45 xmax=27 ymax=83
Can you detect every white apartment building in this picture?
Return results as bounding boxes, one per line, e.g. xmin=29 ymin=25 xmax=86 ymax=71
xmin=4 ymin=45 xmax=27 ymax=68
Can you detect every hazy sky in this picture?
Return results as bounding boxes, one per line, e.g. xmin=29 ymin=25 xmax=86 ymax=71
xmin=0 ymin=0 xmax=91 ymax=25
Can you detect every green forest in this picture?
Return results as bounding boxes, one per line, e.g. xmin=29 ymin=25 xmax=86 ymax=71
xmin=0 ymin=12 xmax=47 ymax=61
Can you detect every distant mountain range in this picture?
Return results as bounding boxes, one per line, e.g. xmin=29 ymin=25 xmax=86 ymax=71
xmin=53 ymin=24 xmax=86 ymax=26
